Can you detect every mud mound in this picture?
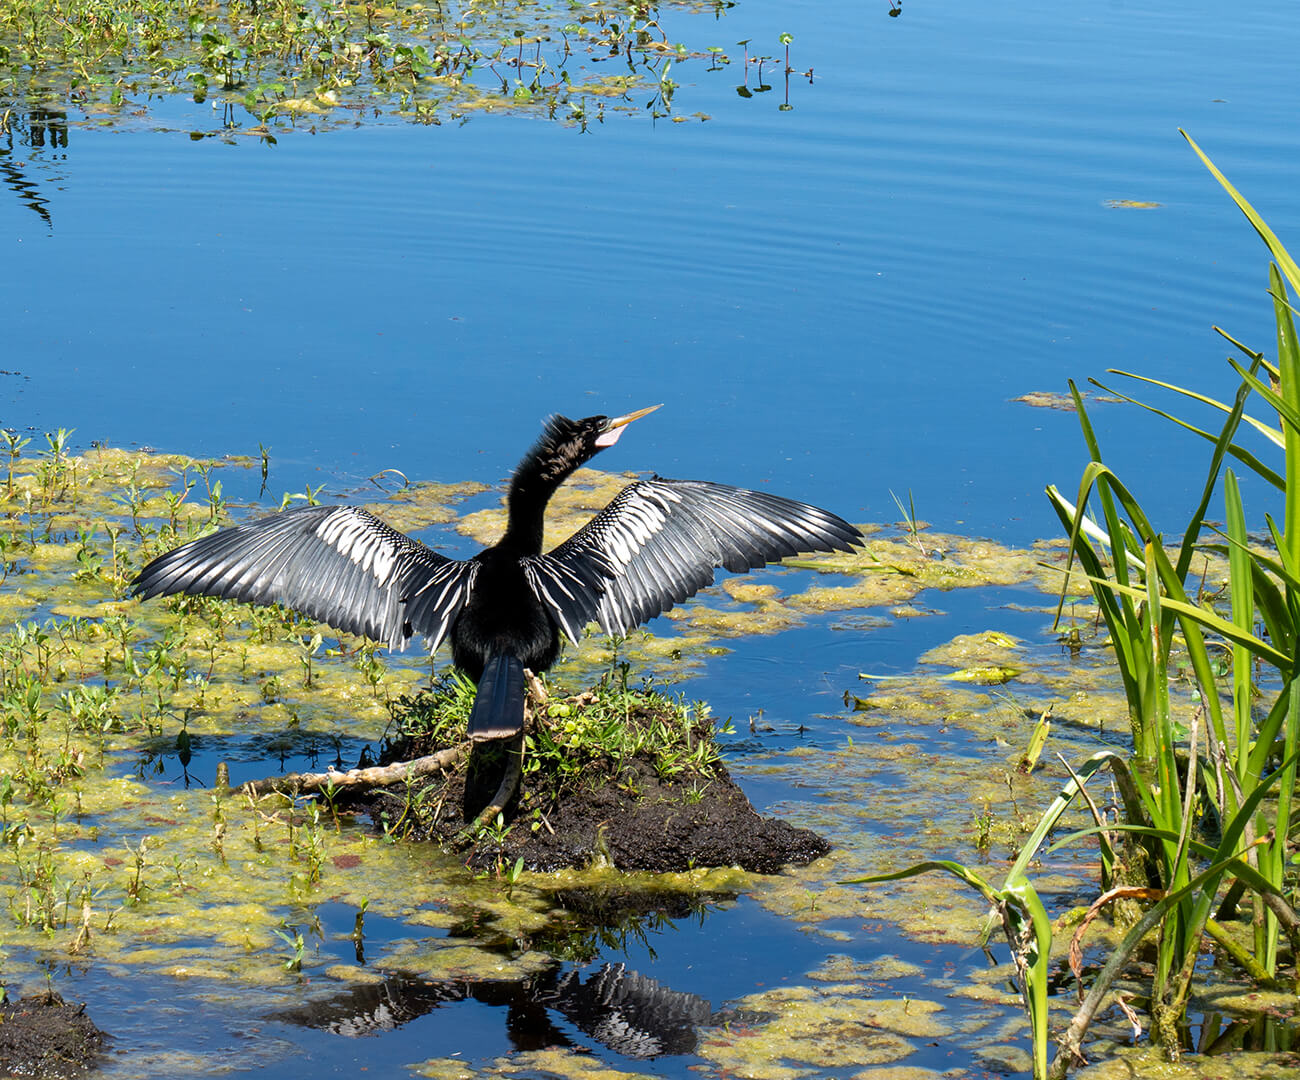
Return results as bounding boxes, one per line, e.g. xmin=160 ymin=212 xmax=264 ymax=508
xmin=0 ymin=991 xmax=105 ymax=1078
xmin=347 ymin=681 xmax=829 ymax=874
xmin=392 ymin=753 xmax=826 ymax=874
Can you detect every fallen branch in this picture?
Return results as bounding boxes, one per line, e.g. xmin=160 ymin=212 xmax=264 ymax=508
xmin=238 ymin=742 xmax=471 ymax=798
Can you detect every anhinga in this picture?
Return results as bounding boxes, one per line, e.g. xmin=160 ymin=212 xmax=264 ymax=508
xmin=134 ymin=406 xmax=862 ymax=740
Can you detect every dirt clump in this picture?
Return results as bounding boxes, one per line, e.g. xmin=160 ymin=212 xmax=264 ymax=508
xmin=0 ymin=991 xmax=106 ymax=1078
xmin=424 ymin=752 xmax=824 ymax=874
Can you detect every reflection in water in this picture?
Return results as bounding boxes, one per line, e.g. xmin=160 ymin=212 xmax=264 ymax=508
xmin=0 ymin=108 xmax=66 ymax=226
xmin=278 ymin=889 xmax=748 ymax=1059
xmin=130 ymin=727 xmax=358 ymax=787
xmin=275 ymin=961 xmax=752 ymax=1059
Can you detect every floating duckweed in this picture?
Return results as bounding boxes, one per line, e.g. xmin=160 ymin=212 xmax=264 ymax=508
xmin=410 ymin=1058 xmax=480 ymax=1080
xmin=380 ymin=941 xmax=556 ymax=984
xmin=669 ymin=594 xmax=806 ymax=638
xmin=808 ymin=954 xmax=925 ymax=983
xmin=918 ymin=630 xmax=1023 ymax=666
xmin=485 ymin=1048 xmax=660 ymax=1080
xmin=1072 ymin=1047 xmax=1300 ymax=1078
xmin=362 ymin=480 xmax=487 ymax=535
xmin=971 ymin=1045 xmax=1035 ymax=1073
xmin=698 ymin=987 xmax=947 ymax=1076
xmin=1011 ymin=390 xmax=1079 ymax=411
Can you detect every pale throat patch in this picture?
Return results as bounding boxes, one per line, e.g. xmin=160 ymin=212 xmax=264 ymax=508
xmin=594 ymin=424 xmax=626 ymax=449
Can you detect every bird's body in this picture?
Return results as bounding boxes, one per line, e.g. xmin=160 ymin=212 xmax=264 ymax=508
xmin=134 ymin=407 xmax=862 ymax=740
xmin=453 ymin=549 xmax=557 ymax=681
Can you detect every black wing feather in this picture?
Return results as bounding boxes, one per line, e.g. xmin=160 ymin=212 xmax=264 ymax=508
xmin=531 ymin=477 xmax=861 ymax=637
xmin=133 ymin=505 xmax=474 ymax=652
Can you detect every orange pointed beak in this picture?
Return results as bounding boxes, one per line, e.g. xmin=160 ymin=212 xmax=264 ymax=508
xmin=595 ymin=404 xmax=662 ymax=447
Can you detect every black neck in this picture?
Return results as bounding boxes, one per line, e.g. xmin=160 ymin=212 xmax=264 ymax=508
xmin=499 ymin=436 xmax=590 ymax=554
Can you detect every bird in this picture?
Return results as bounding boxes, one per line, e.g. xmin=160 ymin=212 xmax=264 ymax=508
xmin=133 ymin=406 xmax=862 ymax=741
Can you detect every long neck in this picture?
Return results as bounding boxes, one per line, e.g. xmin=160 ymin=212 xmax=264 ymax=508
xmin=499 ymin=438 xmax=588 ymax=554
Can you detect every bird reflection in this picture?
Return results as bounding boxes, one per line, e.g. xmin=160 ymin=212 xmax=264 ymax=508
xmin=0 ymin=108 xmax=64 ymax=226
xmin=275 ymin=961 xmax=747 ymax=1059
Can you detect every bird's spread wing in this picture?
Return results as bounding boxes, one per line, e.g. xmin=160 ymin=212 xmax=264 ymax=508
xmin=133 ymin=505 xmax=477 ymax=652
xmin=519 ymin=552 xmax=615 ymax=646
xmin=532 ymin=477 xmax=862 ymax=637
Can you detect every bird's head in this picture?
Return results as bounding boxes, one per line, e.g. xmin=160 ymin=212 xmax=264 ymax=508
xmin=531 ymin=404 xmax=662 ymax=482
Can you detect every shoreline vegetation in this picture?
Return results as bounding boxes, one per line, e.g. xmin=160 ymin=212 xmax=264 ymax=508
xmin=0 ymin=0 xmax=807 ymax=135
xmin=850 ymin=135 xmax=1300 ymax=1077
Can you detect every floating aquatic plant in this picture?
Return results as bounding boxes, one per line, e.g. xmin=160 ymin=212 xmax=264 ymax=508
xmin=0 ymin=0 xmax=799 ymax=135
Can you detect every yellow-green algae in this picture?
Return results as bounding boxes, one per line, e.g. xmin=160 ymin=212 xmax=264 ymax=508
xmin=697 ymin=986 xmax=947 ymax=1077
xmin=1075 ymin=1048 xmax=1300 ymax=1079
xmin=426 ymin=1048 xmax=662 ymax=1080
xmin=0 ymin=436 xmax=1274 ymax=1077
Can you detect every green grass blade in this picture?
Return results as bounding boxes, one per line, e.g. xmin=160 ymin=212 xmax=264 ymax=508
xmin=1044 ymin=489 xmax=1145 ymax=706
xmin=1215 ymin=744 xmax=1300 ymax=863
xmin=1047 ymin=826 xmax=1290 ymax=901
xmin=1004 ymin=876 xmax=1053 ymax=1080
xmin=1072 ymin=571 xmax=1291 ymax=671
xmin=1088 ymin=378 xmax=1283 ymax=490
xmin=1102 ymin=369 xmax=1282 ymax=448
xmin=1002 ymin=750 xmax=1128 ymax=884
xmin=1249 ymin=559 xmax=1295 ymax=659
xmin=1259 ymin=680 xmax=1300 ymax=972
xmin=1225 ymin=470 xmax=1254 ymax=778
xmin=1182 ymin=130 xmax=1300 ymax=293
xmin=1069 ymin=387 xmax=1141 ymax=587
xmin=1049 ymin=822 xmax=1211 ymax=856
xmin=1272 ymin=265 xmax=1300 ymax=561
xmin=1143 ymin=541 xmax=1183 ymax=824
xmin=1246 ymin=690 xmax=1293 ymax=781
xmin=841 ymin=859 xmax=999 ymax=904
xmin=1203 ymin=532 xmax=1300 ymax=592
xmin=1213 ymin=324 xmax=1269 ymax=367
xmin=1146 ymin=541 xmax=1232 ymax=799
xmin=1227 ymin=358 xmax=1300 ymax=444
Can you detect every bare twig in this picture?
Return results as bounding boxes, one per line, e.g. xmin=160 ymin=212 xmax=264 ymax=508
xmin=524 ymin=668 xmax=548 ymax=705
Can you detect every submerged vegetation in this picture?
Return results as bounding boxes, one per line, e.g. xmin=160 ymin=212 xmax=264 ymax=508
xmin=0 ymin=0 xmax=814 ymax=134
xmin=851 ymin=136 xmax=1300 ymax=1077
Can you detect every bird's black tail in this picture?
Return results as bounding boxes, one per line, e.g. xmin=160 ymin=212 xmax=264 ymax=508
xmin=468 ymin=653 xmax=527 ymax=741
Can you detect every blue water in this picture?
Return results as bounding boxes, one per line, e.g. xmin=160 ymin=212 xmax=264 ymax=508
xmin=5 ymin=0 xmax=1296 ymax=544
xmin=4 ymin=0 xmax=1299 ymax=1075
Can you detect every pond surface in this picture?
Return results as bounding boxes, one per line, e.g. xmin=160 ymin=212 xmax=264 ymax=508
xmin=3 ymin=1 xmax=1300 ymax=1078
